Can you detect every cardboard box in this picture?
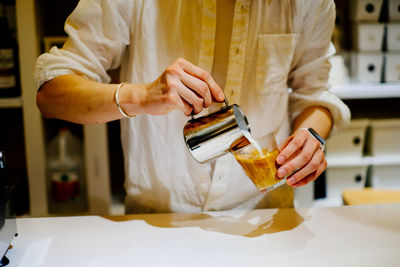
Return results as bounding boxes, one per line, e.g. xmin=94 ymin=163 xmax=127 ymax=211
xmin=353 ymin=23 xmax=385 ymax=51
xmin=352 ymin=53 xmax=384 ymax=82
xmin=387 ymin=24 xmax=400 ymax=51
xmin=370 ymin=119 xmax=400 ymax=156
xmin=326 ymin=119 xmax=370 ymax=158
xmin=372 ymin=165 xmax=400 ymax=188
xmin=326 ymin=166 xmax=367 ymax=201
xmin=385 ymin=53 xmax=400 ymax=82
xmin=351 ymin=0 xmax=384 ymax=21
xmin=389 ymin=0 xmax=400 ymax=21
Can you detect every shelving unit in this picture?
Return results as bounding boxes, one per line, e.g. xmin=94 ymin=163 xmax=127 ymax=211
xmin=318 ymin=0 xmax=400 ymax=207
xmin=331 ymin=83 xmax=400 ymax=99
xmin=327 ymin=155 xmax=400 ymax=167
xmin=12 ymin=0 xmax=114 ymax=217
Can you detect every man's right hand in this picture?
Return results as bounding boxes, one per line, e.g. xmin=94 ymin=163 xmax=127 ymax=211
xmin=125 ymin=58 xmax=225 ymax=116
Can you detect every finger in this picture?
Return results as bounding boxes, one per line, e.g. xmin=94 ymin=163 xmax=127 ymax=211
xmin=173 ymin=80 xmax=204 ymax=114
xmin=277 ymin=137 xmax=320 ymax=178
xmin=180 ymin=72 xmax=212 ymax=107
xmin=276 ymin=131 xmax=308 ymax=165
xmin=291 ymin=155 xmax=327 ymax=188
xmin=277 ymin=136 xmax=293 ymax=152
xmin=286 ymin=148 xmax=325 ymax=186
xmin=177 ymin=58 xmax=225 ymax=102
xmin=181 ymin=99 xmax=193 ymax=116
xmin=166 ymin=91 xmax=193 ymax=116
xmin=290 ymin=172 xmax=316 ymax=188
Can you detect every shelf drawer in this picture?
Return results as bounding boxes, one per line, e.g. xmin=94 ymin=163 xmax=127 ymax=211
xmin=389 ymin=0 xmax=400 ymax=21
xmin=387 ymin=24 xmax=400 ymax=51
xmin=326 ymin=119 xmax=369 ymax=158
xmin=326 ymin=166 xmax=367 ymax=201
xmin=351 ymin=0 xmax=384 ymax=22
xmin=370 ymin=119 xmax=400 ymax=156
xmin=353 ymin=23 xmax=385 ymax=51
xmin=352 ymin=53 xmax=384 ymax=83
xmin=385 ymin=53 xmax=400 ymax=82
xmin=372 ymin=165 xmax=400 ymax=188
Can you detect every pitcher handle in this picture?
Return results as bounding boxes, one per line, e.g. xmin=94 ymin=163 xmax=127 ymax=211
xmin=190 ymin=97 xmax=230 ymax=120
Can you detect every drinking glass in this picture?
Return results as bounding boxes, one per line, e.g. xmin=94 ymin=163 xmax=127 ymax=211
xmin=232 ymin=133 xmax=286 ymax=192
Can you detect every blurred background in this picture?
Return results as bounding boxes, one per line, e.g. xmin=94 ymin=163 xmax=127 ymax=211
xmin=0 ymin=0 xmax=399 ymax=217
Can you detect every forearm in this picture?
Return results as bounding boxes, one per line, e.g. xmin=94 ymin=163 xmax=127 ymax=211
xmin=36 ymin=59 xmax=225 ymax=124
xmin=36 ymin=74 xmax=142 ymax=124
xmin=292 ymin=106 xmax=333 ymax=139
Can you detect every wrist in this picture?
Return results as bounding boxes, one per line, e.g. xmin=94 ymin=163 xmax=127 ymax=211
xmin=117 ymin=83 xmax=147 ymax=117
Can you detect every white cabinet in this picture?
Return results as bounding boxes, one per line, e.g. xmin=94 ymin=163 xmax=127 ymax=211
xmin=9 ymin=0 xmax=113 ymax=216
xmin=324 ymin=117 xmax=400 ymax=207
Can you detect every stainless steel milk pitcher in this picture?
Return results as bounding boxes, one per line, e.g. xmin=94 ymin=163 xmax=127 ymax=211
xmin=183 ymin=100 xmax=251 ymax=163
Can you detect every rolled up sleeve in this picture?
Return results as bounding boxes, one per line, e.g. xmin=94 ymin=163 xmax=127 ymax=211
xmin=34 ymin=0 xmax=133 ymax=89
xmin=288 ymin=0 xmax=350 ymax=134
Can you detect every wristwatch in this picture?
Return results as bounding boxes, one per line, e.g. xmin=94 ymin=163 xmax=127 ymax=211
xmin=305 ymin=128 xmax=326 ymax=152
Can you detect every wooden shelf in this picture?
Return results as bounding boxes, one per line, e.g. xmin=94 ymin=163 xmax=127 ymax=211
xmin=331 ymin=83 xmax=400 ymax=99
xmin=0 ymin=97 xmax=22 ymax=108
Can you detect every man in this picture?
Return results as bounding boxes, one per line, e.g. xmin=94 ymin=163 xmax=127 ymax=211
xmin=35 ymin=0 xmax=350 ymax=213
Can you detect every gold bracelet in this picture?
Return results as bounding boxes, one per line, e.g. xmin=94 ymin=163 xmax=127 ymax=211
xmin=115 ymin=82 xmax=135 ymax=118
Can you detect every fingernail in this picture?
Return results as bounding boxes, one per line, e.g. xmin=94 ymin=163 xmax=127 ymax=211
xmin=217 ymin=92 xmax=225 ymax=101
xmin=278 ymin=168 xmax=286 ymax=177
xmin=277 ymin=155 xmax=285 ymax=164
xmin=287 ymin=177 xmax=295 ymax=185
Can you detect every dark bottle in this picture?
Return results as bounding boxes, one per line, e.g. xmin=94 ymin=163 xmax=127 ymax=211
xmin=0 ymin=3 xmax=20 ymax=98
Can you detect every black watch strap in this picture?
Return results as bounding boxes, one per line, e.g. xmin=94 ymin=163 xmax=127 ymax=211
xmin=305 ymin=128 xmax=326 ymax=151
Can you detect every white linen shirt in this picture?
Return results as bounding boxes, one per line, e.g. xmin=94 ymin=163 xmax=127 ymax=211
xmin=35 ymin=0 xmax=351 ymax=213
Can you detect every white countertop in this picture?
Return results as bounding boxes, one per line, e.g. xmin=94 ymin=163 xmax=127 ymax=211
xmin=5 ymin=204 xmax=400 ymax=267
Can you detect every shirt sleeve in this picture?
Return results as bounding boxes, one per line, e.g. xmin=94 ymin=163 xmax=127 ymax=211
xmin=288 ymin=0 xmax=351 ymax=135
xmin=34 ymin=0 xmax=134 ymax=89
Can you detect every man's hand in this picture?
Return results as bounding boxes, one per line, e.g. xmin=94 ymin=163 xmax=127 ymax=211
xmin=129 ymin=58 xmax=225 ymax=116
xmin=276 ymin=128 xmax=327 ymax=188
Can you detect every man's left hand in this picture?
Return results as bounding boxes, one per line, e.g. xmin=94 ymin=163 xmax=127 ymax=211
xmin=275 ymin=128 xmax=327 ymax=188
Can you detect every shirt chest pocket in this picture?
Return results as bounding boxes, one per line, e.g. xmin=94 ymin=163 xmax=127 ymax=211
xmin=256 ymin=34 xmax=298 ymax=95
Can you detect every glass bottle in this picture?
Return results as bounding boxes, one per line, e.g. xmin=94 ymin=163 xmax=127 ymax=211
xmin=46 ymin=127 xmax=87 ymax=214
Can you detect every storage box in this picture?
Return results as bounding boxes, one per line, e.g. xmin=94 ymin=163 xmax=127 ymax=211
xmin=353 ymin=23 xmax=385 ymax=51
xmin=387 ymin=24 xmax=400 ymax=51
xmin=352 ymin=53 xmax=384 ymax=82
xmin=326 ymin=119 xmax=370 ymax=158
xmin=326 ymin=166 xmax=367 ymax=202
xmin=351 ymin=0 xmax=384 ymax=21
xmin=370 ymin=119 xmax=400 ymax=156
xmin=389 ymin=0 xmax=400 ymax=21
xmin=372 ymin=165 xmax=400 ymax=188
xmin=385 ymin=53 xmax=400 ymax=82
